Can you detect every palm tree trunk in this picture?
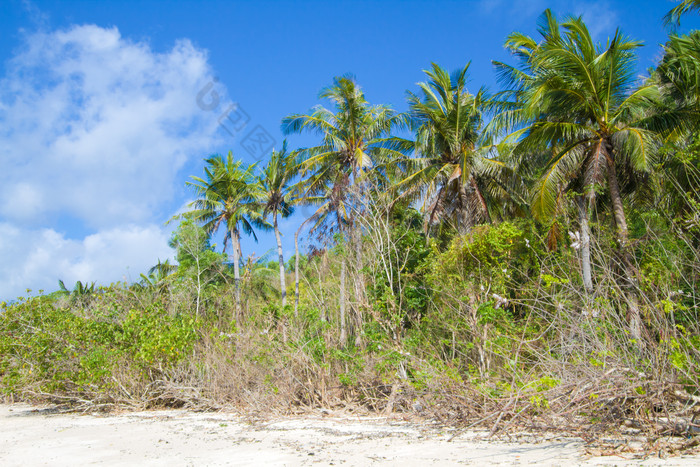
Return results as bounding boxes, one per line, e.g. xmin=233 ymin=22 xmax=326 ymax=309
xmin=471 ymin=177 xmax=492 ymax=225
xmin=606 ymin=151 xmax=642 ymax=341
xmin=352 ymin=225 xmax=364 ymax=348
xmin=349 ymin=169 xmax=365 ymax=347
xmin=605 ymin=155 xmax=629 ymax=246
xmin=294 ymin=216 xmax=314 ymax=317
xmin=294 ymin=228 xmax=301 ymax=317
xmin=337 ymin=210 xmax=348 ymax=347
xmin=339 ymin=256 xmax=348 ymax=347
xmin=577 ymin=196 xmax=593 ymax=293
xmin=232 ymin=230 xmax=242 ymax=319
xmin=458 ymin=184 xmax=471 ymax=235
xmin=195 ymin=255 xmax=202 ymax=316
xmin=274 ymin=214 xmax=286 ymax=308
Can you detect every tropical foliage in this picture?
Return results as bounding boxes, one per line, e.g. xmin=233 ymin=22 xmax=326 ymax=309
xmin=665 ymin=0 xmax=700 ymax=26
xmin=181 ymin=152 xmax=268 ymax=315
xmin=395 ymin=63 xmax=502 ymax=234
xmin=3 ymin=6 xmax=700 ymax=443
xmin=259 ymin=141 xmax=298 ymax=308
xmin=282 ymin=76 xmax=406 ymax=345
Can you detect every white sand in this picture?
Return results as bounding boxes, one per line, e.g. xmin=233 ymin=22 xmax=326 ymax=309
xmin=1 ymin=403 xmax=698 ymax=466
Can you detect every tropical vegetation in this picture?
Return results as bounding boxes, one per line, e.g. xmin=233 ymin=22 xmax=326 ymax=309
xmin=2 ymin=3 xmax=700 ymax=449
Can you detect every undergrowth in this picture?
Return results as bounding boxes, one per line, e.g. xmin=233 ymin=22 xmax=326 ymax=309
xmin=1 ymin=215 xmax=699 ymax=455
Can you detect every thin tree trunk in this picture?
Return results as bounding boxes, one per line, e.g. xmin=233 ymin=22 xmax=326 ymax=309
xmin=194 ymin=258 xmax=202 ymax=317
xmin=339 ymin=256 xmax=348 ymax=347
xmin=577 ymin=196 xmax=593 ymax=293
xmin=349 ymin=168 xmax=365 ymax=347
xmin=294 ymin=227 xmax=301 ymax=318
xmin=337 ymin=209 xmax=348 ymax=347
xmin=232 ymin=231 xmax=242 ymax=320
xmin=606 ymin=151 xmax=642 ymax=341
xmin=274 ymin=214 xmax=286 ymax=308
xmin=353 ymin=224 xmax=364 ymax=348
xmin=606 ymin=154 xmax=629 ymax=246
xmin=294 ymin=216 xmax=314 ymax=317
xmin=626 ymin=295 xmax=643 ymax=342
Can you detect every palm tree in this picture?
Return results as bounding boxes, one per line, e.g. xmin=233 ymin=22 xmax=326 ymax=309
xmin=259 ymin=141 xmax=298 ymax=308
xmin=282 ymin=76 xmax=405 ymax=345
xmin=391 ymin=63 xmax=510 ymax=235
xmin=148 ymin=258 xmax=178 ymax=278
xmin=184 ymin=152 xmax=268 ymax=315
xmin=57 ymin=279 xmax=95 ymax=301
xmin=138 ymin=259 xmax=177 ymax=293
xmin=650 ymin=31 xmax=700 ymax=221
xmin=664 ymin=0 xmax=700 ymax=27
xmin=651 ymin=31 xmax=700 ymax=131
xmin=241 ymin=249 xmax=279 ymax=305
xmin=495 ymin=10 xmax=664 ymax=338
xmin=282 ymin=76 xmax=406 ymax=186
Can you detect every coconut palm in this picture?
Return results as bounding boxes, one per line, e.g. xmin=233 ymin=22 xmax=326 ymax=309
xmin=138 ymin=259 xmax=177 ymax=293
xmin=651 ymin=31 xmax=700 ymax=130
xmin=664 ymin=0 xmax=700 ymax=27
xmin=184 ymin=152 xmax=268 ymax=315
xmin=391 ymin=63 xmax=513 ymax=235
xmin=282 ymin=77 xmax=407 ymax=235
xmin=148 ymin=258 xmax=178 ymax=278
xmin=282 ymin=76 xmax=406 ymax=186
xmin=494 ymin=10 xmax=666 ymax=338
xmin=650 ymin=31 xmax=700 ymax=220
xmin=282 ymin=76 xmax=405 ymax=345
xmin=498 ymin=11 xmax=661 ymax=247
xmin=57 ymin=280 xmax=95 ymax=300
xmin=259 ymin=141 xmax=299 ymax=308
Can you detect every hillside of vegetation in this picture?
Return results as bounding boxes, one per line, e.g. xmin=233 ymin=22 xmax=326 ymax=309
xmin=2 ymin=5 xmax=700 ymax=453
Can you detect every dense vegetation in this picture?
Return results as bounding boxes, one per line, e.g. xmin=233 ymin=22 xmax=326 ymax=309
xmin=2 ymin=5 xmax=700 ymax=446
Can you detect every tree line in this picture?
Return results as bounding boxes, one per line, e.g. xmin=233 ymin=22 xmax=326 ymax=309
xmin=171 ymin=5 xmax=700 ymax=345
xmin=4 ymin=3 xmax=700 ymax=431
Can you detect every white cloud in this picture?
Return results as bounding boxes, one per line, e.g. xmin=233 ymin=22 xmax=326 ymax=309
xmin=0 ymin=223 xmax=174 ymax=298
xmin=1 ymin=183 xmax=43 ymax=221
xmin=0 ymin=24 xmax=229 ymax=299
xmin=0 ymin=24 xmax=224 ymax=228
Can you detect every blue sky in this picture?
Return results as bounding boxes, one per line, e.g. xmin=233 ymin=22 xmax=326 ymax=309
xmin=0 ymin=0 xmax=698 ymax=300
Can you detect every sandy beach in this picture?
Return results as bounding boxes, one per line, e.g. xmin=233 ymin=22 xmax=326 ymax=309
xmin=1 ymin=403 xmax=699 ymax=466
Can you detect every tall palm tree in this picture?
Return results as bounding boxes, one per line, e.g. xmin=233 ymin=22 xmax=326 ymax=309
xmin=184 ymin=152 xmax=268 ymax=315
xmin=650 ymin=31 xmax=700 ymax=220
xmin=499 ymin=10 xmax=660 ymax=247
xmin=282 ymin=76 xmax=405 ymax=186
xmin=259 ymin=141 xmax=298 ymax=308
xmin=495 ymin=10 xmax=664 ymax=338
xmin=664 ymin=0 xmax=700 ymax=27
xmin=282 ymin=76 xmax=405 ymax=345
xmin=392 ymin=63 xmax=511 ymax=235
xmin=651 ymin=31 xmax=700 ymax=130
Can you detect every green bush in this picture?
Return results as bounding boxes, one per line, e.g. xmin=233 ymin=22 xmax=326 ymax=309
xmin=0 ymin=295 xmax=198 ymax=398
